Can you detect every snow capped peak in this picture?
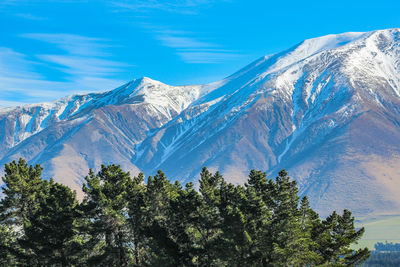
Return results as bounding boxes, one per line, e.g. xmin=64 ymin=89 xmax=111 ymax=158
xmin=138 ymin=76 xmax=163 ymax=84
xmin=126 ymin=76 xmax=169 ymax=96
xmin=257 ymin=31 xmax=368 ymax=76
xmin=270 ymin=28 xmax=400 ymax=72
xmin=2 ymin=28 xmax=400 ymax=217
xmin=296 ymin=31 xmax=367 ymax=55
xmin=3 ymin=28 xmax=400 ymax=149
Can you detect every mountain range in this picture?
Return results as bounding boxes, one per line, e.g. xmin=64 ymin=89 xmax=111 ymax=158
xmin=1 ymin=28 xmax=400 ymax=216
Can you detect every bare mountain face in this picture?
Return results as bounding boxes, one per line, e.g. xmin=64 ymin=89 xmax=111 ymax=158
xmin=1 ymin=29 xmax=400 ymax=216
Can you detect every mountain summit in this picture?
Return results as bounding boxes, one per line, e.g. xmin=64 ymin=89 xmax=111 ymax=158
xmin=1 ymin=28 xmax=400 ymax=216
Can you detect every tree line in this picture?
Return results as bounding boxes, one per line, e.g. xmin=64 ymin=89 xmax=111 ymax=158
xmin=362 ymin=242 xmax=400 ymax=266
xmin=363 ymin=251 xmax=400 ymax=267
xmin=0 ymin=159 xmax=369 ymax=266
xmin=374 ymin=241 xmax=400 ymax=252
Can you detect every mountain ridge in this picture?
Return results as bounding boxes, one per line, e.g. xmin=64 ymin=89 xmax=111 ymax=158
xmin=1 ymin=28 xmax=400 ymax=216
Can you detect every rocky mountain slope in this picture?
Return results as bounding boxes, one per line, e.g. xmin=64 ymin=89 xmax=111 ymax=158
xmin=1 ymin=28 xmax=400 ymax=216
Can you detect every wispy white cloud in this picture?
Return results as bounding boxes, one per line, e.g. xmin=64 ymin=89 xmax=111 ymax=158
xmin=0 ymin=75 xmax=124 ymax=100
xmin=0 ymin=56 xmax=126 ymax=107
xmin=154 ymin=29 xmax=240 ymax=64
xmin=0 ymin=33 xmax=131 ymax=107
xmin=15 ymin=13 xmax=46 ymax=20
xmin=38 ymin=55 xmax=130 ymax=76
xmin=0 ymin=73 xmax=78 ymax=106
xmin=0 ymin=47 xmax=42 ymax=79
xmin=177 ymin=51 xmax=240 ymax=63
xmin=0 ymin=99 xmax=29 ymax=107
xmin=21 ymin=33 xmax=113 ymax=56
xmin=21 ymin=33 xmax=131 ymax=79
xmin=156 ymin=35 xmax=213 ymax=49
xmin=108 ymin=0 xmax=224 ymax=14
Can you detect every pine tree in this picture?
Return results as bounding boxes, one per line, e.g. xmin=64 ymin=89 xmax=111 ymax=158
xmin=126 ymin=172 xmax=147 ymax=266
xmin=0 ymin=158 xmax=43 ymax=264
xmin=218 ymin=180 xmax=253 ymax=266
xmin=19 ymin=179 xmax=81 ymax=266
xmin=0 ymin=224 xmax=18 ymax=266
xmin=0 ymin=160 xmax=370 ymax=266
xmin=244 ymin=170 xmax=272 ymax=266
xmin=268 ymin=170 xmax=302 ymax=265
xmin=290 ymin=196 xmax=323 ymax=266
xmin=168 ymin=182 xmax=203 ymax=266
xmin=81 ymin=164 xmax=133 ymax=266
xmin=0 ymin=159 xmax=43 ymax=228
xmin=197 ymin=168 xmax=225 ymax=266
xmin=143 ymin=170 xmax=183 ymax=266
xmin=314 ymin=209 xmax=370 ymax=266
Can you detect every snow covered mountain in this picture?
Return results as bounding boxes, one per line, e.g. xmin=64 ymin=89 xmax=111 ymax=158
xmin=2 ymin=28 xmax=400 ymax=216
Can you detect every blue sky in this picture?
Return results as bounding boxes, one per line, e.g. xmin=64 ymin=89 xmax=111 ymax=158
xmin=0 ymin=0 xmax=399 ymax=106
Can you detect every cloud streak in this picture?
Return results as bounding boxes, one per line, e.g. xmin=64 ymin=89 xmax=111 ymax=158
xmin=21 ymin=33 xmax=114 ymax=56
xmin=154 ymin=29 xmax=240 ymax=64
xmin=0 ymin=34 xmax=131 ymax=107
xmin=38 ymin=55 xmax=130 ymax=76
xmin=14 ymin=13 xmax=47 ymax=20
xmin=177 ymin=51 xmax=240 ymax=64
xmin=157 ymin=35 xmax=213 ymax=49
xmin=0 ymin=47 xmax=42 ymax=79
xmin=108 ymin=0 xmax=225 ymax=14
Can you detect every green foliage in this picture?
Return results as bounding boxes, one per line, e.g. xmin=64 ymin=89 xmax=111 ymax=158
xmin=0 ymin=159 xmax=370 ymax=266
xmin=81 ymin=164 xmax=133 ymax=266
xmin=0 ymin=225 xmax=18 ymax=266
xmin=0 ymin=159 xmax=43 ymax=227
xmin=312 ymin=210 xmax=370 ymax=266
xmin=0 ymin=159 xmax=82 ymax=266
xmin=19 ymin=179 xmax=81 ymax=266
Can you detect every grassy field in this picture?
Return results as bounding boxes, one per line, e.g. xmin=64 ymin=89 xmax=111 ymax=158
xmin=354 ymin=215 xmax=400 ymax=249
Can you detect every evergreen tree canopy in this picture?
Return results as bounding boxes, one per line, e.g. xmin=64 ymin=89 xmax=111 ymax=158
xmin=19 ymin=179 xmax=81 ymax=266
xmin=0 ymin=159 xmax=370 ymax=266
xmin=81 ymin=164 xmax=133 ymax=266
